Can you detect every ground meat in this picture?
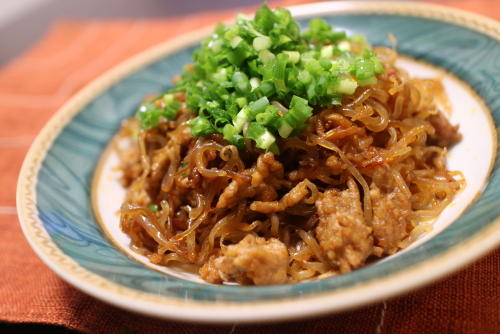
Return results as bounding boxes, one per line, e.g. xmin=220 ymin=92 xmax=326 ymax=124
xmin=315 ymin=178 xmax=373 ymax=273
xmin=428 ymin=112 xmax=462 ymax=147
xmin=216 ymin=179 xmax=243 ymax=209
xmin=198 ymin=255 xmax=223 ymax=284
xmin=251 ymin=152 xmax=284 ymax=186
xmin=216 ymin=179 xmax=278 ymax=209
xmin=150 ymin=146 xmax=171 ymax=178
xmin=288 ymin=163 xmax=341 ymax=185
xmin=370 ymin=184 xmax=412 ymax=255
xmin=370 ymin=165 xmax=396 ymax=192
xmin=255 ymin=183 xmax=279 ymax=201
xmin=215 ymin=152 xmax=284 ymax=209
xmin=250 ymin=179 xmax=313 ymax=214
xmin=199 ymin=234 xmax=288 ymax=285
xmin=124 ymin=179 xmax=152 ymax=207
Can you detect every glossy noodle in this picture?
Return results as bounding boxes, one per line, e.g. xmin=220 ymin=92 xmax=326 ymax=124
xmin=114 ymin=45 xmax=463 ymax=285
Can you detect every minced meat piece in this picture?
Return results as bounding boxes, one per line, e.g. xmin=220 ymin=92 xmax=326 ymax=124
xmin=251 ymin=152 xmax=284 ymax=186
xmin=198 ymin=255 xmax=223 ymax=284
xmin=370 ymin=184 xmax=412 ymax=254
xmin=315 ymin=178 xmax=373 ymax=273
xmin=428 ymin=112 xmax=462 ymax=147
xmin=199 ymin=234 xmax=288 ymax=285
xmin=250 ymin=179 xmax=312 ymax=214
xmin=216 ymin=179 xmax=278 ymax=209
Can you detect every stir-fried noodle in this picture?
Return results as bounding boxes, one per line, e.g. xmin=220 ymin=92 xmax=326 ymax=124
xmin=115 ymin=46 xmax=463 ymax=285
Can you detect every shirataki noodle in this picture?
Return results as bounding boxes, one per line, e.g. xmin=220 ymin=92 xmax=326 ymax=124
xmin=115 ymin=47 xmax=463 ymax=285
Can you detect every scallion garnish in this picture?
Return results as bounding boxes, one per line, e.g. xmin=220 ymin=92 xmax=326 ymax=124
xmin=136 ymin=4 xmax=384 ymax=153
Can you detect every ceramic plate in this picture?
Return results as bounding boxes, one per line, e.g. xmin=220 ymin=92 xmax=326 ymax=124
xmin=17 ymin=1 xmax=500 ymax=323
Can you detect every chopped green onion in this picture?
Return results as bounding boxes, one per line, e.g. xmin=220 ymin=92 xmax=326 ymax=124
xmin=278 ymin=120 xmax=293 ymax=138
xmin=355 ymin=58 xmax=375 ymax=80
xmin=148 ymin=204 xmax=158 ymax=212
xmin=257 ymin=82 xmax=275 ymax=96
xmin=278 ymin=35 xmax=292 ymax=44
xmin=335 ymin=77 xmax=358 ymax=95
xmin=247 ymin=96 xmax=269 ymax=116
xmin=162 ymin=94 xmax=175 ymax=105
xmin=319 ymin=58 xmax=332 ymax=70
xmin=233 ymin=108 xmax=250 ymax=133
xmin=283 ymin=95 xmax=313 ymax=128
xmin=249 ymin=77 xmax=261 ymax=90
xmin=253 ymin=36 xmax=272 ymax=51
xmin=212 ymin=68 xmax=228 ymax=83
xmin=273 ymin=53 xmax=288 ymax=92
xmin=358 ymin=76 xmax=377 ymax=86
xmin=256 ymin=105 xmax=280 ymax=127
xmin=247 ymin=122 xmax=276 ymax=150
xmin=235 ymin=97 xmax=248 ymax=108
xmin=259 ymin=49 xmax=275 ymax=64
xmin=303 ymin=58 xmax=323 ymax=74
xmin=209 ymin=39 xmax=223 ymax=53
xmin=189 ymin=116 xmax=214 ymax=136
xmin=320 ymin=45 xmax=334 ymax=58
xmin=232 ymin=71 xmax=251 ymax=94
xmin=136 ymin=5 xmax=384 ymax=153
xmin=337 ymin=40 xmax=351 ymax=52
xmin=268 ymin=142 xmax=280 ymax=155
xmin=136 ymin=103 xmax=161 ymax=130
xmin=254 ymin=5 xmax=275 ymax=34
xmin=298 ymin=70 xmax=312 ymax=84
xmin=223 ymin=123 xmax=236 ymax=140
xmin=373 ymin=58 xmax=384 ymax=74
xmin=282 ymin=51 xmax=300 ymax=64
xmin=350 ymin=33 xmax=368 ymax=47
xmin=222 ymin=123 xmax=243 ymax=148
xmin=231 ymin=36 xmax=243 ymax=48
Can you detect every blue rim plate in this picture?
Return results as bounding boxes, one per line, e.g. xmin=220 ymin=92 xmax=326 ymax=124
xmin=17 ymin=1 xmax=500 ymax=323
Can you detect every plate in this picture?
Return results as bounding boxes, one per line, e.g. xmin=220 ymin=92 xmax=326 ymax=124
xmin=17 ymin=1 xmax=500 ymax=323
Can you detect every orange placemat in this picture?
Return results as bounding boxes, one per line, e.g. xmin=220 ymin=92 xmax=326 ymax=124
xmin=0 ymin=1 xmax=498 ymax=333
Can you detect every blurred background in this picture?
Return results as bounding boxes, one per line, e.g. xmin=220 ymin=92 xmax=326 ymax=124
xmin=0 ymin=0 xmax=480 ymax=67
xmin=0 ymin=0 xmax=267 ymax=66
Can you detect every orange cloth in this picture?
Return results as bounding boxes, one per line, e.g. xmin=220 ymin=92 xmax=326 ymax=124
xmin=0 ymin=1 xmax=498 ymax=333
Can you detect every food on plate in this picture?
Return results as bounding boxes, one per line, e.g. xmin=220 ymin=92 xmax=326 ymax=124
xmin=114 ymin=5 xmax=463 ymax=285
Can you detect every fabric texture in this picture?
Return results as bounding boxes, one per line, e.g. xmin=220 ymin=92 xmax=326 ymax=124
xmin=0 ymin=1 xmax=498 ymax=333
